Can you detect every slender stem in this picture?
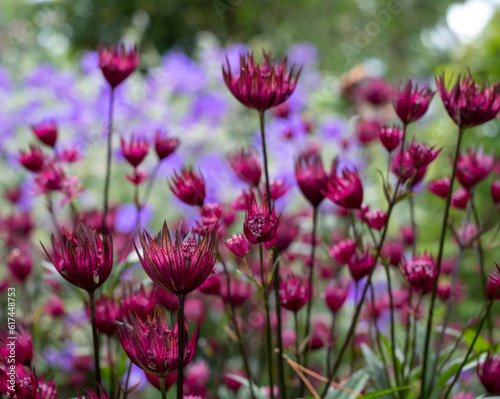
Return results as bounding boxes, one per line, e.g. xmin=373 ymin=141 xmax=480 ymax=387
xmin=142 ymin=163 xmax=161 ymax=206
xmin=159 ymin=377 xmax=167 ymax=399
xmin=176 ymin=294 xmax=185 ymax=399
xmin=294 ymin=311 xmax=301 ymax=361
xmin=219 ymin=254 xmax=256 ymax=399
xmin=259 ymin=109 xmax=286 ymax=398
xmin=421 ymin=127 xmax=464 ymax=398
xmin=326 ymin=312 xmax=335 ymax=377
xmin=102 ymin=86 xmax=115 ymax=233
xmin=351 ymin=282 xmax=358 ymax=373
xmin=303 ymin=205 xmax=319 ymax=372
xmin=88 ymin=291 xmax=101 ymax=388
xmin=45 ymin=193 xmax=59 ymax=233
xmin=107 ymin=335 xmax=116 ymax=399
xmin=349 ymin=209 xmax=363 ymax=250
xmin=409 ymin=196 xmax=417 ymax=256
xmin=260 ymin=243 xmax=275 ymax=399
xmin=407 ymin=292 xmax=423 ymax=374
xmin=384 ymin=265 xmax=402 ymax=389
xmin=402 ymin=289 xmax=413 ymax=376
xmin=442 ymin=290 xmax=499 ymax=399
xmin=123 ymin=360 xmax=132 ymax=399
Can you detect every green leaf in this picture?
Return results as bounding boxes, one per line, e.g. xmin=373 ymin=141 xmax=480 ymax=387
xmin=359 ymin=386 xmax=411 ymax=399
xmin=361 ymin=344 xmax=392 ymax=391
xmin=395 ymin=191 xmax=416 ymax=204
xmin=324 ymin=369 xmax=369 ymax=399
xmin=235 ymin=269 xmax=262 ymax=289
xmin=436 ymin=352 xmax=483 ymax=388
xmin=463 ymin=329 xmax=491 ymax=353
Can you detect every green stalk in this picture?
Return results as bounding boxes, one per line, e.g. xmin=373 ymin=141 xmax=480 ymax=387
xmin=176 ymin=294 xmax=185 ymax=399
xmin=88 ymin=291 xmax=101 ymax=388
xmin=159 ymin=376 xmax=167 ymax=399
xmin=102 ymin=86 xmax=115 ymax=233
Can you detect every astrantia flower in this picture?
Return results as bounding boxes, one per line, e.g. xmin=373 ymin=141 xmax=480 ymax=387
xmin=228 ymin=148 xmax=262 ymax=187
xmin=363 ymin=208 xmax=387 ymax=231
xmin=486 ymin=263 xmax=500 ymax=300
xmin=348 ymin=249 xmax=374 ymax=281
xmin=379 ymin=125 xmax=403 ymax=153
xmin=436 ymin=72 xmax=500 ymax=128
xmin=169 ymin=168 xmax=206 ymax=207
xmin=59 ymin=147 xmax=83 ymax=163
xmin=477 ymin=354 xmax=500 ymax=393
xmin=267 ymin=179 xmax=290 ymax=200
xmin=429 ymin=177 xmax=451 ymax=198
xmin=154 ymin=131 xmax=179 ymax=161
xmin=223 ymin=233 xmax=250 ymax=257
xmin=125 ymin=168 xmax=148 ymax=185
xmin=99 ymin=43 xmax=139 ymax=88
xmin=391 ymin=150 xmax=427 ymax=185
xmin=408 ymin=139 xmax=441 ymax=168
xmin=18 ymin=144 xmax=45 ymax=172
xmin=0 ymin=364 xmax=37 ymax=399
xmin=279 ymin=273 xmax=310 ymax=312
xmin=220 ymin=276 xmax=253 ymax=307
xmin=455 ymin=147 xmax=494 ymax=189
xmin=323 ymin=161 xmax=363 ymax=209
xmin=0 ymin=324 xmax=33 ymax=365
xmin=121 ymin=135 xmax=149 ymax=167
xmin=7 ymin=248 xmax=33 ymax=282
xmin=116 ymin=308 xmax=198 ymax=377
xmin=491 ymin=181 xmax=500 ymax=203
xmin=136 ymin=222 xmax=217 ymax=296
xmin=356 ymin=119 xmax=381 ymax=144
xmin=243 ymin=192 xmax=279 ymax=244
xmin=89 ymin=295 xmax=120 ymax=336
xmin=451 ymin=188 xmax=470 ymax=210
xmin=32 ymin=121 xmax=58 ymax=147
xmin=356 ymin=77 xmax=392 ymax=105
xmin=295 ymin=151 xmax=328 ymax=207
xmin=77 ymin=384 xmax=109 ymax=399
xmin=324 ymin=279 xmax=350 ymax=313
xmin=401 ymin=253 xmax=437 ymax=293
xmin=392 ymin=80 xmax=434 ymax=124
xmin=330 ymin=239 xmax=356 ymax=264
xmin=222 ymin=51 xmax=300 ymax=111
xmin=381 ymin=241 xmax=404 ymax=267
xmin=41 ymin=223 xmax=113 ymax=293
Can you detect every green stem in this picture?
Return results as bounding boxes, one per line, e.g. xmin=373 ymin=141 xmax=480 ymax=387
xmin=421 ymin=127 xmax=464 ymax=398
xmin=260 ymin=243 xmax=275 ymax=399
xmin=385 ymin=265 xmax=402 ymax=391
xmin=326 ymin=312 xmax=335 ymax=377
xmin=159 ymin=376 xmax=167 ymax=399
xmin=176 ymin=294 xmax=185 ymax=399
xmin=88 ymin=291 xmax=101 ymax=388
xmin=102 ymin=86 xmax=115 ymax=234
xmin=107 ymin=335 xmax=116 ymax=399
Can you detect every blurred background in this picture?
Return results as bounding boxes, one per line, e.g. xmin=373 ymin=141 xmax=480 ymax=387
xmin=2 ymin=0 xmax=500 ymax=77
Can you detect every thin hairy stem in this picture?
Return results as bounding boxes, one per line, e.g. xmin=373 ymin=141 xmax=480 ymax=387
xmin=102 ymin=86 xmax=115 ymax=233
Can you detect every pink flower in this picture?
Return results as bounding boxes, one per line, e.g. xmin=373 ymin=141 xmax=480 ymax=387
xmin=324 ymin=279 xmax=350 ymax=312
xmin=116 ymin=308 xmax=198 ymax=377
xmin=348 ymin=249 xmax=374 ymax=281
xmin=392 ymin=80 xmax=434 ymax=124
xmin=18 ymin=144 xmax=45 ymax=172
xmin=32 ymin=121 xmax=58 ymax=148
xmin=60 ymin=175 xmax=85 ymax=207
xmin=379 ymin=125 xmax=403 ymax=152
xmin=6 ymin=248 xmax=32 ymax=282
xmin=136 ymin=222 xmax=217 ymax=296
xmin=59 ymin=147 xmax=83 ymax=163
xmin=125 ymin=168 xmax=149 ymax=185
xmin=41 ymin=223 xmax=113 ymax=293
xmin=0 ymin=324 xmax=33 ymax=366
xmin=267 ymin=179 xmax=290 ymax=199
xmin=436 ymin=72 xmax=500 ymax=128
xmin=90 ymin=295 xmax=120 ymax=336
xmin=330 ymin=239 xmax=356 ymax=264
xmin=169 ymin=168 xmax=206 ymax=207
xmin=391 ymin=150 xmax=427 ymax=185
xmin=429 ymin=177 xmax=450 ymax=198
xmin=279 ymin=273 xmax=310 ymax=312
xmin=0 ymin=364 xmax=39 ymax=398
xmin=77 ymin=384 xmax=110 ymax=399
xmin=121 ymin=135 xmax=149 ymax=167
xmin=243 ymin=191 xmax=279 ymax=244
xmin=408 ymin=139 xmax=441 ymax=168
xmin=363 ymin=208 xmax=387 ymax=231
xmin=356 ymin=77 xmax=392 ymax=105
xmin=486 ymin=263 xmax=500 ymax=300
xmin=295 ymin=151 xmax=328 ymax=207
xmin=219 ymin=276 xmax=253 ymax=307
xmin=222 ymin=51 xmax=300 ymax=111
xmin=451 ymin=188 xmax=470 ymax=210
xmin=478 ymin=354 xmax=500 ymax=393
xmin=356 ymin=119 xmax=381 ymax=144
xmin=491 ymin=180 xmax=500 ymax=202
xmin=228 ymin=148 xmax=262 ymax=187
xmin=456 ymin=147 xmax=494 ymax=189
xmin=323 ymin=161 xmax=363 ymax=209
xmin=154 ymin=131 xmax=179 ymax=160
xmin=98 ymin=43 xmax=139 ymax=88
xmin=223 ymin=233 xmax=250 ymax=257
xmin=401 ymin=253 xmax=437 ymax=293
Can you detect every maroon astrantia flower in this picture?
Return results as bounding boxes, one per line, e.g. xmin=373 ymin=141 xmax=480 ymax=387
xmin=486 ymin=263 xmax=500 ymax=300
xmin=295 ymin=151 xmax=328 ymax=207
xmin=436 ymin=72 xmax=500 ymax=128
xmin=270 ymin=212 xmax=299 ymax=253
xmin=0 ymin=324 xmax=33 ymax=365
xmin=455 ymin=147 xmax=494 ymax=189
xmin=324 ymin=279 xmax=350 ymax=313
xmin=243 ymin=191 xmax=279 ymax=244
xmin=267 ymin=179 xmax=290 ymax=199
xmin=125 ymin=168 xmax=148 ymax=185
xmin=408 ymin=139 xmax=441 ymax=168
xmin=18 ymin=144 xmax=45 ymax=172
xmin=381 ymin=241 xmax=404 ymax=267
xmin=429 ymin=177 xmax=451 ymax=198
xmin=59 ymin=146 xmax=83 ymax=163
xmin=38 ymin=376 xmax=59 ymax=399
xmin=220 ymin=276 xmax=253 ymax=307
xmin=451 ymin=188 xmax=470 ymax=210
xmin=228 ymin=148 xmax=262 ymax=186
xmin=7 ymin=248 xmax=33 ymax=282
xmin=477 ymin=354 xmax=500 ymax=393
xmin=348 ymin=249 xmax=374 ymax=281
xmin=222 ymin=51 xmax=300 ymax=111
xmin=98 ymin=43 xmax=139 ymax=88
xmin=154 ymin=131 xmax=179 ymax=161
xmin=169 ymin=167 xmax=206 ymax=207
xmin=121 ymin=135 xmax=149 ymax=167
xmin=393 ymin=79 xmax=435 ymax=124
xmin=330 ymin=239 xmax=356 ymax=264
xmin=136 ymin=222 xmax=217 ymax=297
xmin=90 ymin=295 xmax=120 ymax=336
xmin=401 ymin=253 xmax=437 ymax=293
xmin=279 ymin=273 xmax=310 ymax=312
xmin=116 ymin=307 xmax=198 ymax=377
xmin=391 ymin=150 xmax=427 ymax=185
xmin=491 ymin=180 xmax=500 ymax=202
xmin=41 ymin=223 xmax=113 ymax=293
xmin=363 ymin=208 xmax=387 ymax=231
xmin=223 ymin=233 xmax=250 ymax=257
xmin=77 ymin=384 xmax=110 ymax=399
xmin=272 ymin=102 xmax=291 ymax=119
xmin=323 ymin=162 xmax=364 ymax=209
xmin=192 ymin=203 xmax=223 ymax=235
xmin=356 ymin=119 xmax=381 ymax=145
xmin=379 ymin=125 xmax=403 ymax=153
xmin=356 ymin=77 xmax=392 ymax=105
xmin=32 ymin=121 xmax=58 ymax=148
xmin=0 ymin=364 xmax=38 ymax=399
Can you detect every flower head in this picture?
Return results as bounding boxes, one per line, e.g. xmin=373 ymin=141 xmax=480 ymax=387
xmin=323 ymin=161 xmax=363 ymax=209
xmin=222 ymin=51 xmax=300 ymax=111
xmin=41 ymin=223 xmax=113 ymax=293
xmin=116 ymin=307 xmax=198 ymax=377
xmin=243 ymin=191 xmax=279 ymax=244
xmin=223 ymin=233 xmax=250 ymax=257
xmin=486 ymin=263 xmax=500 ymax=300
xmin=279 ymin=273 xmax=310 ymax=312
xmin=379 ymin=125 xmax=403 ymax=153
xmin=401 ymin=253 xmax=437 ymax=293
xmin=391 ymin=150 xmax=427 ymax=185
xmin=356 ymin=77 xmax=392 ymax=105
xmin=0 ymin=365 xmax=38 ymax=399
xmin=324 ymin=279 xmax=350 ymax=313
xmin=267 ymin=179 xmax=290 ymax=200
xmin=436 ymin=72 xmax=500 ymax=128
xmin=348 ymin=249 xmax=374 ymax=281
xmin=393 ymin=80 xmax=434 ymax=124
xmin=154 ymin=131 xmax=179 ymax=161
xmin=7 ymin=248 xmax=33 ymax=282
xmin=429 ymin=177 xmax=451 ymax=198
xmin=491 ymin=180 xmax=500 ymax=203
xmin=32 ymin=121 xmax=58 ymax=147
xmin=90 ymin=295 xmax=120 ymax=336
xmin=99 ymin=43 xmax=139 ymax=88
xmin=228 ymin=148 xmax=262 ymax=187
xmin=121 ymin=135 xmax=149 ymax=167
xmin=330 ymin=239 xmax=356 ymax=264
xmin=77 ymin=384 xmax=109 ymax=399
xmin=451 ymin=188 xmax=470 ymax=210
xmin=136 ymin=222 xmax=217 ymax=296
xmin=169 ymin=168 xmax=206 ymax=207
xmin=18 ymin=144 xmax=45 ymax=172
xmin=477 ymin=354 xmax=500 ymax=394
xmin=0 ymin=324 xmax=33 ymax=365
xmin=295 ymin=151 xmax=328 ymax=207
xmin=408 ymin=139 xmax=441 ymax=168
xmin=456 ymin=147 xmax=494 ymax=189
